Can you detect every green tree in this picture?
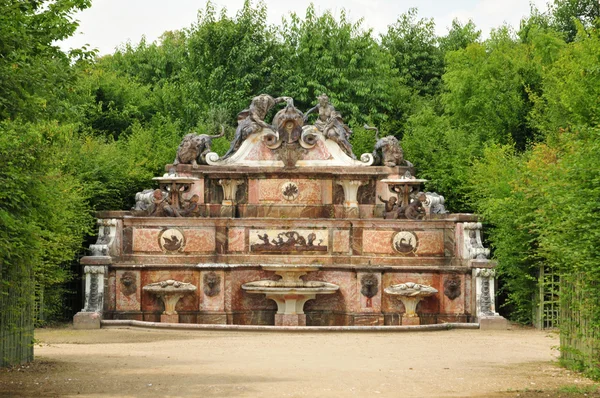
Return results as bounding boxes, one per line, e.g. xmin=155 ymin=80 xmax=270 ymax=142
xmin=442 ymin=27 xmax=540 ymax=150
xmin=277 ymin=5 xmax=408 ymax=136
xmin=549 ymin=0 xmax=600 ymax=42
xmin=381 ymin=8 xmax=444 ymax=97
xmin=438 ymin=19 xmax=481 ymax=53
xmin=0 ymin=0 xmax=92 ymax=121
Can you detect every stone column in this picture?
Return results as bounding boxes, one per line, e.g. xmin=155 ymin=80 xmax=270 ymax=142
xmin=336 ymin=180 xmax=365 ymax=218
xmin=73 ymin=265 xmax=107 ymax=329
xmin=218 ymin=179 xmax=244 ymax=217
xmin=473 ymin=268 xmax=508 ymax=329
xmin=74 ymin=218 xmax=119 ymax=330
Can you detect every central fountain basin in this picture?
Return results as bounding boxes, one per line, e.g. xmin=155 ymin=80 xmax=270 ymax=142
xmin=242 ymin=265 xmax=339 ymax=326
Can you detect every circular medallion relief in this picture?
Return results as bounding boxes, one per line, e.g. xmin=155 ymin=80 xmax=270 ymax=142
xmin=392 ymin=231 xmax=418 ymax=254
xmin=281 ymin=181 xmax=299 ymax=201
xmin=158 ymin=228 xmax=185 ymax=252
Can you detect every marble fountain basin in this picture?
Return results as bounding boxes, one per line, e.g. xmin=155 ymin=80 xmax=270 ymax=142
xmin=242 ymin=265 xmax=339 ymax=317
xmin=384 ymin=282 xmax=438 ymax=318
xmin=143 ymin=279 xmax=197 ymax=316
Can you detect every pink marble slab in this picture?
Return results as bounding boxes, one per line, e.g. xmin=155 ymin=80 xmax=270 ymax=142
xmin=132 ymin=228 xmax=162 ymax=252
xmin=333 ymin=230 xmax=350 ymax=253
xmin=415 ymin=231 xmax=445 ymax=256
xmin=183 ymin=228 xmax=216 ymax=252
xmin=227 ymin=228 xmax=246 ymax=252
xmin=363 ymin=230 xmax=395 ymax=254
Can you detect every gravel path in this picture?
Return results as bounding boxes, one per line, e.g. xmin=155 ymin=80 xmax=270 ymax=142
xmin=0 ymin=326 xmax=597 ymax=397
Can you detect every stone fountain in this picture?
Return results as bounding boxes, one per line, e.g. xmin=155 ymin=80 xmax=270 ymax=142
xmin=74 ymin=92 xmax=506 ymax=330
xmin=143 ymin=280 xmax=197 ymax=323
xmin=385 ymin=282 xmax=438 ymax=325
xmin=242 ymin=266 xmax=339 ymax=326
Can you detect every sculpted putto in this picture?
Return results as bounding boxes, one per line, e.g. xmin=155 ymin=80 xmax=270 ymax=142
xmin=173 ymin=126 xmax=225 ymax=166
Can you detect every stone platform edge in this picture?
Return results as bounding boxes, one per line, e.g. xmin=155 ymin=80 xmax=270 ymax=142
xmin=101 ymin=319 xmax=480 ymax=332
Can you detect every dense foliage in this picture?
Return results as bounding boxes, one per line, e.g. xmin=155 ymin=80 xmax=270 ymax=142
xmin=1 ymin=0 xmax=598 ymax=375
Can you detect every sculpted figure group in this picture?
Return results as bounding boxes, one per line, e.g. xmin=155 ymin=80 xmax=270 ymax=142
xmin=378 ymin=193 xmax=426 ymax=220
xmin=173 ymin=93 xmax=409 ymax=167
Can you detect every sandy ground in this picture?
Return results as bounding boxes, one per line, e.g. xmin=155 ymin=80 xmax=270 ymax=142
xmin=0 ymin=326 xmax=598 ymax=398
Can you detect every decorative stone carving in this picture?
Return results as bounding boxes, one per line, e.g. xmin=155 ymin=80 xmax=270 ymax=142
xmin=365 ymin=125 xmax=413 ymax=167
xmin=463 ymin=223 xmax=490 ymax=259
xmin=203 ymin=272 xmax=221 ymax=297
xmin=423 ymin=192 xmax=448 ymax=215
xmin=120 ymin=271 xmax=137 ymax=297
xmin=158 ymin=228 xmax=185 ymax=252
xmin=251 ymin=231 xmax=327 ymax=252
xmin=360 ymin=273 xmax=379 ymax=308
xmin=143 ymin=280 xmax=197 ymax=316
xmin=83 ymin=266 xmax=106 ymax=313
xmin=403 ymin=194 xmax=426 ymax=220
xmin=131 ymin=189 xmax=160 ymax=214
xmin=381 ymin=174 xmax=428 ymax=218
xmin=138 ymin=189 xmax=180 ymax=217
xmin=89 ymin=219 xmax=119 ymax=257
xmin=272 ymin=97 xmax=304 ymax=145
xmin=392 ymin=231 xmax=418 ymax=254
xmin=443 ymin=273 xmax=461 ymax=300
xmin=281 ymin=181 xmax=299 ymax=201
xmin=474 ymin=268 xmax=498 ymax=317
xmin=180 ymin=194 xmax=202 ymax=217
xmin=173 ymin=126 xmax=225 ymax=166
xmin=152 ymin=175 xmax=198 ymax=214
xmin=378 ymin=195 xmax=399 ymax=219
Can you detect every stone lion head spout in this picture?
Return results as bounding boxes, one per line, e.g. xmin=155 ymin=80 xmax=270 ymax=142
xmin=203 ymin=271 xmax=221 ymax=297
xmin=444 ymin=274 xmax=461 ymax=300
xmin=360 ymin=273 xmax=379 ymax=299
xmin=120 ymin=271 xmax=137 ymax=297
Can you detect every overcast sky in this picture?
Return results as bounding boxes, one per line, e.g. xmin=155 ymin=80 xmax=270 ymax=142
xmin=59 ymin=0 xmax=549 ymax=55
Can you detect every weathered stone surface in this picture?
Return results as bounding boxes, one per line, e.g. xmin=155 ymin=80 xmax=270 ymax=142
xmin=132 ymin=228 xmax=162 ymax=252
xmin=479 ymin=316 xmax=509 ymax=330
xmin=73 ymin=312 xmax=101 ymax=329
xmin=275 ymin=314 xmax=306 ymax=326
xmin=227 ymin=228 xmax=246 ymax=252
xmin=183 ymin=228 xmax=216 ymax=252
xmin=353 ymin=314 xmax=384 ymax=326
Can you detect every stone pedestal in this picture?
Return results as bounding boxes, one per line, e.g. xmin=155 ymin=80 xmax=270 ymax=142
xmin=73 ymin=311 xmax=101 ymax=329
xmin=160 ymin=314 xmax=179 ymax=323
xmin=401 ymin=316 xmax=420 ymax=326
xmin=473 ymin=268 xmax=509 ymax=330
xmin=479 ymin=316 xmax=509 ymax=330
xmin=275 ymin=314 xmax=306 ymax=326
xmin=336 ymin=180 xmax=365 ymax=218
